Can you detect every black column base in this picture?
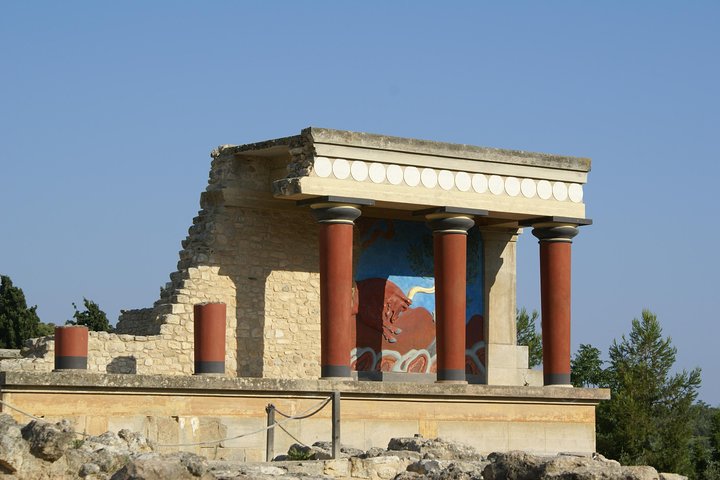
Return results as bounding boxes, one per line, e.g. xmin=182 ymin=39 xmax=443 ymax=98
xmin=321 ymin=365 xmax=351 ymax=378
xmin=194 ymin=360 xmax=225 ymax=375
xmin=436 ymin=369 xmax=467 ymax=383
xmin=544 ymin=372 xmax=572 ymax=386
xmin=54 ymin=356 xmax=87 ymax=371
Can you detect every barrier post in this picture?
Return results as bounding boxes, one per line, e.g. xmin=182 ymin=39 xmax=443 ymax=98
xmin=265 ymin=404 xmax=275 ymax=462
xmin=332 ymin=391 xmax=341 ymax=459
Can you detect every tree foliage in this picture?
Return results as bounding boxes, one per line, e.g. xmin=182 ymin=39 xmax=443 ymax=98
xmin=571 ymin=344 xmax=607 ymax=388
xmin=0 ymin=275 xmax=54 ymax=348
xmin=516 ymin=307 xmax=542 ymax=368
xmin=689 ymin=403 xmax=720 ymax=480
xmin=594 ymin=309 xmax=702 ymax=475
xmin=67 ymin=298 xmax=113 ymax=332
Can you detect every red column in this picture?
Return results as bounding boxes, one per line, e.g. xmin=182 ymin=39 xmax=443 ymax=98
xmin=194 ymin=302 xmax=226 ymax=375
xmin=54 ymin=325 xmax=89 ymax=371
xmin=312 ymin=204 xmax=362 ymax=378
xmin=428 ymin=214 xmax=475 ymax=383
xmin=532 ymin=225 xmax=578 ymax=386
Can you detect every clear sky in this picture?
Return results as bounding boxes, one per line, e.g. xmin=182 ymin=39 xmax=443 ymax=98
xmin=2 ymin=2 xmax=718 ymax=403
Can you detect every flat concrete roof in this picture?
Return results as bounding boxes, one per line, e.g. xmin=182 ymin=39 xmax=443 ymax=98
xmin=223 ymin=127 xmax=591 ymax=173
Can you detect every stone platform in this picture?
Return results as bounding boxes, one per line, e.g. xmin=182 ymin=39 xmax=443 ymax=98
xmin=0 ymin=371 xmax=609 ymax=462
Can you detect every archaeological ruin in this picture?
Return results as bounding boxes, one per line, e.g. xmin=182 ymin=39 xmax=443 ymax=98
xmin=0 ymin=128 xmax=608 ymax=461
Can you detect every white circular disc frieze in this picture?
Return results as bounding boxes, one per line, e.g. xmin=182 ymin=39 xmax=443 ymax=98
xmin=505 ymin=177 xmax=521 ymax=197
xmin=368 ymin=163 xmax=386 ymax=183
xmin=421 ymin=168 xmax=438 ymax=188
xmin=455 ymin=171 xmax=471 ymax=192
xmin=568 ymin=183 xmax=584 ymax=203
xmin=386 ymin=164 xmax=403 ymax=185
xmin=438 ymin=170 xmax=454 ymax=190
xmin=521 ymin=178 xmax=536 ymax=198
xmin=552 ymin=182 xmax=568 ymax=201
xmin=471 ymin=174 xmax=488 ymax=193
xmin=350 ymin=161 xmax=368 ymax=181
xmin=314 ymin=157 xmax=332 ymax=178
xmin=537 ymin=180 xmax=552 ymax=200
xmin=488 ymin=175 xmax=504 ymax=195
xmin=404 ymin=166 xmax=421 ymax=187
xmin=332 ymin=159 xmax=350 ymax=179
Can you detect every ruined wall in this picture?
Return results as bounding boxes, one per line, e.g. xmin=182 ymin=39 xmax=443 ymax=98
xmin=3 ymin=143 xmax=323 ymax=378
xmin=116 ymin=145 xmax=322 ymax=379
xmin=0 ymin=265 xmax=237 ymax=375
xmin=1 ymin=139 xmax=535 ymax=385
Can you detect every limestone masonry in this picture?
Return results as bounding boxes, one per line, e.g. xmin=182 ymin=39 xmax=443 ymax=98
xmin=0 ymin=128 xmax=606 ymax=457
xmin=2 ymin=128 xmax=590 ymax=384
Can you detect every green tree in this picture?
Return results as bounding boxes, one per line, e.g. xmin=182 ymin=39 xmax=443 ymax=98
xmin=571 ymin=343 xmax=607 ymax=387
xmin=712 ymin=409 xmax=720 ymax=462
xmin=516 ymin=307 xmax=542 ymax=368
xmin=688 ymin=403 xmax=720 ymax=479
xmin=0 ymin=275 xmax=53 ymax=348
xmin=597 ymin=309 xmax=701 ymax=475
xmin=67 ymin=298 xmax=113 ymax=332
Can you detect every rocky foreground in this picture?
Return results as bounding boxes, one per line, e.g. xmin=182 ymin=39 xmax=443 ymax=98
xmin=0 ymin=414 xmax=685 ymax=480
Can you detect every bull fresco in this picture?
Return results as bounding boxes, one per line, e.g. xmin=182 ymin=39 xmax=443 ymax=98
xmin=350 ymin=218 xmax=485 ymax=376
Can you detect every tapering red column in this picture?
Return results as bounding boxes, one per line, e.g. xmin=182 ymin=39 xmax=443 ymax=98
xmin=312 ymin=203 xmax=362 ymax=378
xmin=532 ymin=225 xmax=578 ymax=386
xmin=194 ymin=302 xmax=226 ymax=375
xmin=54 ymin=325 xmax=88 ymax=371
xmin=428 ymin=214 xmax=475 ymax=383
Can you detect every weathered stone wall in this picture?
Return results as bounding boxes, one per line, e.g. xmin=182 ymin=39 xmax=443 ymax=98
xmin=115 ymin=145 xmax=320 ymax=379
xmin=2 ymin=143 xmax=322 ymax=377
xmin=0 ymin=139 xmax=533 ymax=383
xmin=115 ymin=308 xmax=157 ymax=335
xmin=0 ymin=372 xmax=609 ymax=463
xmin=0 ymin=270 xmax=233 ymax=376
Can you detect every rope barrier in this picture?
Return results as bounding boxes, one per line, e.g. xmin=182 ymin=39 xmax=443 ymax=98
xmin=0 ymin=399 xmax=43 ymax=421
xmin=275 ymin=422 xmax=306 ymax=447
xmin=155 ymin=394 xmax=332 ymax=448
xmin=272 ymin=396 xmax=331 ymax=420
xmin=0 ymin=399 xmax=95 ymax=438
xmin=0 ymin=394 xmax=332 ymax=448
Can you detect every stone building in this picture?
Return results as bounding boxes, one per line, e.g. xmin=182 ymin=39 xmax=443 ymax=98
xmin=0 ymin=128 xmax=608 ymax=459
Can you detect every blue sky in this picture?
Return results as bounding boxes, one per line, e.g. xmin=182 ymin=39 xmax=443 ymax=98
xmin=1 ymin=2 xmax=718 ymax=403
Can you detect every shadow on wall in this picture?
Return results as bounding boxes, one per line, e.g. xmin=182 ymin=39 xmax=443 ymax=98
xmin=107 ymin=356 xmax=137 ymax=374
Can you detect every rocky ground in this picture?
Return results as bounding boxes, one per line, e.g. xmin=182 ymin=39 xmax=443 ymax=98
xmin=0 ymin=414 xmax=686 ymax=480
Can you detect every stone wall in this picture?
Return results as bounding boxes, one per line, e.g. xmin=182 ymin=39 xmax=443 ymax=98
xmin=1 ymin=144 xmax=323 ymax=378
xmin=0 ymin=139 xmax=534 ymax=384
xmin=162 ymin=146 xmax=321 ymax=378
xmin=0 ymin=269 xmax=233 ymax=376
xmin=0 ymin=372 xmax=608 ymax=461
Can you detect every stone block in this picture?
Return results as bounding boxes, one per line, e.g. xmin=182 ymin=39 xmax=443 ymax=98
xmin=107 ymin=416 xmax=147 ymax=437
xmin=515 ymin=345 xmax=529 ymax=369
xmin=438 ymin=421 xmax=509 ymax=455
xmin=485 ymin=367 xmax=521 ymax=386
xmin=219 ymin=418 xmax=265 ymax=449
xmin=544 ymin=422 xmax=596 ymax=455
xmin=361 ymin=420 xmax=420 ymax=451
xmin=486 ymin=344 xmax=519 ymax=369
xmin=145 ymin=416 xmax=180 ymax=452
xmin=350 ymin=455 xmax=411 ymax=480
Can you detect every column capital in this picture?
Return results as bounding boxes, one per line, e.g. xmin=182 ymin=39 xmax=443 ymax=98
xmin=310 ymin=203 xmax=362 ymax=224
xmin=426 ymin=214 xmax=475 ymax=234
xmin=531 ymin=224 xmax=579 ymax=243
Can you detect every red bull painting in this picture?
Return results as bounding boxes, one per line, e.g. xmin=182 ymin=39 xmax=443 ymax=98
xmin=350 ymin=218 xmax=485 ymax=376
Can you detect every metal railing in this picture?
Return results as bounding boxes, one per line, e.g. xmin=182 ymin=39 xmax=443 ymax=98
xmin=265 ymin=391 xmax=340 ymax=461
